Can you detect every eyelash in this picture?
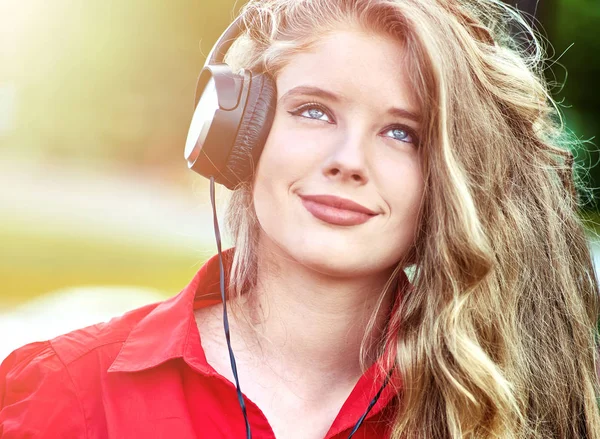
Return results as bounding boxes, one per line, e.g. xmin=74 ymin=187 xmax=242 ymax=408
xmin=287 ymin=102 xmax=419 ymax=146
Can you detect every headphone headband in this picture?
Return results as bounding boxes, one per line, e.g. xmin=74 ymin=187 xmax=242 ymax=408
xmin=205 ymin=15 xmax=244 ymax=67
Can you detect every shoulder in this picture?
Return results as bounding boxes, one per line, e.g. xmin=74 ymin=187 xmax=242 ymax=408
xmin=50 ymin=301 xmax=158 ymax=364
xmin=0 ymin=302 xmax=159 ymax=438
xmin=0 ymin=340 xmax=88 ymax=438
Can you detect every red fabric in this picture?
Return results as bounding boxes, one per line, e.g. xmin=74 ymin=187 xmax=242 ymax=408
xmin=0 ymin=250 xmax=405 ymax=438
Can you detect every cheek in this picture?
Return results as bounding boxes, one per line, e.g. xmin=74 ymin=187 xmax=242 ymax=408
xmin=252 ymin=117 xmax=311 ymax=225
xmin=254 ymin=114 xmax=325 ymax=187
xmin=378 ymin=152 xmax=424 ymax=226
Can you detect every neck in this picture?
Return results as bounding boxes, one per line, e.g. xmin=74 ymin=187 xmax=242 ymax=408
xmin=232 ymin=240 xmax=398 ymax=389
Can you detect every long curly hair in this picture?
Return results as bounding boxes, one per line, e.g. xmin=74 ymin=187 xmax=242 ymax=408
xmin=219 ymin=0 xmax=600 ymax=437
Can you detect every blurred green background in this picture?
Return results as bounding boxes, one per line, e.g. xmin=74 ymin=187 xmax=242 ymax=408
xmin=1 ymin=0 xmax=242 ymax=310
xmin=0 ymin=0 xmax=598 ymax=324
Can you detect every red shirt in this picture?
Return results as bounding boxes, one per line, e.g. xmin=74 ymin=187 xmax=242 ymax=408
xmin=0 ymin=251 xmax=404 ymax=438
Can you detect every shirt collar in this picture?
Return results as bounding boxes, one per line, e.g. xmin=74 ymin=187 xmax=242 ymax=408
xmin=109 ymin=249 xmax=408 ymax=392
xmin=108 ymin=249 xmax=232 ymax=374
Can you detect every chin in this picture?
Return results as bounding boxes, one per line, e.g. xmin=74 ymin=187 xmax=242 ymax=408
xmin=297 ymin=250 xmax=367 ymax=278
xmin=279 ymin=233 xmax=400 ymax=280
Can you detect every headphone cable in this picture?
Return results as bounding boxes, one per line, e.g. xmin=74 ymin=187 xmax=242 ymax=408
xmin=210 ymin=177 xmax=252 ymax=439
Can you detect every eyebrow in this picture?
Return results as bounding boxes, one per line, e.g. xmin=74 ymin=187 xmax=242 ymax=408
xmin=279 ymin=85 xmax=422 ymax=124
xmin=387 ymin=106 xmax=422 ymax=124
xmin=279 ymin=85 xmax=341 ymax=104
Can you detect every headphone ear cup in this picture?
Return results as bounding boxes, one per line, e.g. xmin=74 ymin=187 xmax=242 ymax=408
xmin=224 ymin=73 xmax=276 ymax=187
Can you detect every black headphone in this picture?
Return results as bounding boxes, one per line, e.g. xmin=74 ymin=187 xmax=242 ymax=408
xmin=184 ymin=15 xmax=277 ymax=189
xmin=184 ymin=15 xmax=395 ymax=439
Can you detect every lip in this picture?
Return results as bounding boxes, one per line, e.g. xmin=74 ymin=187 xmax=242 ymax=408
xmin=299 ymin=194 xmax=379 ymax=226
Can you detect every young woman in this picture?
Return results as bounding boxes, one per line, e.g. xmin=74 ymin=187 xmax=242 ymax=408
xmin=1 ymin=0 xmax=599 ymax=438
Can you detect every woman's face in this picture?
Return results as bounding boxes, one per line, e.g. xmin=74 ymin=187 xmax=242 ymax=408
xmin=253 ymin=29 xmax=424 ymax=278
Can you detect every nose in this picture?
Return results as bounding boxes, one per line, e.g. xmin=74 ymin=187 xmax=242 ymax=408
xmin=322 ymin=130 xmax=369 ymax=185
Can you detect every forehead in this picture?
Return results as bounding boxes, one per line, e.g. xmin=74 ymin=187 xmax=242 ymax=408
xmin=275 ymin=29 xmax=420 ymax=114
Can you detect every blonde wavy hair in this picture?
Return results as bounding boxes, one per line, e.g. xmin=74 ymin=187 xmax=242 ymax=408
xmin=220 ymin=0 xmax=600 ymax=437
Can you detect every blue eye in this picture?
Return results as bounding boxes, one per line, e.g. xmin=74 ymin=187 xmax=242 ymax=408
xmin=383 ymin=127 xmax=415 ymax=144
xmin=290 ymin=104 xmax=333 ymax=123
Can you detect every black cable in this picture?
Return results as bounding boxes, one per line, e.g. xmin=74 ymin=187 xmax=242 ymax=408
xmin=209 ymin=176 xmax=394 ymax=438
xmin=346 ymin=367 xmax=394 ymax=438
xmin=210 ymin=176 xmax=252 ymax=439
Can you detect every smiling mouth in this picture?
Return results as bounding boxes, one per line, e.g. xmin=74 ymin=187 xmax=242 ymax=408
xmin=299 ymin=194 xmax=378 ymax=226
